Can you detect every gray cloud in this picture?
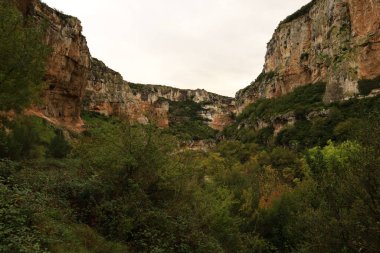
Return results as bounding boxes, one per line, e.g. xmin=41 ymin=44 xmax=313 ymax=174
xmin=43 ymin=0 xmax=311 ymax=96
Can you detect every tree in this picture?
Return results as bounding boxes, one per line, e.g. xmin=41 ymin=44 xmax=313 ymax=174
xmin=47 ymin=130 xmax=71 ymax=158
xmin=0 ymin=0 xmax=50 ymax=111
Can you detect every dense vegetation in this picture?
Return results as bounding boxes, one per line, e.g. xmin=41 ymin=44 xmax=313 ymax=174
xmin=165 ymin=100 xmax=217 ymax=141
xmin=1 ymin=1 xmax=380 ymax=252
xmin=0 ymin=0 xmax=50 ymax=111
xmin=2 ymin=107 xmax=380 ymax=252
xmin=358 ymin=75 xmax=380 ymax=95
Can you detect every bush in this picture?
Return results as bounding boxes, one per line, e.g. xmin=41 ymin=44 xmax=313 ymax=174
xmin=237 ymin=83 xmax=326 ymax=122
xmin=0 ymin=159 xmax=22 ymax=180
xmin=7 ymin=118 xmax=41 ymax=160
xmin=358 ymin=75 xmax=380 ymax=95
xmin=0 ymin=183 xmax=47 ymax=253
xmin=0 ymin=0 xmax=50 ymax=111
xmin=167 ymin=100 xmax=217 ymax=140
xmin=47 ymin=130 xmax=71 ymax=158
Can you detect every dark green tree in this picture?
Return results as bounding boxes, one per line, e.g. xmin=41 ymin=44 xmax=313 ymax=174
xmin=47 ymin=130 xmax=71 ymax=158
xmin=0 ymin=0 xmax=50 ymax=111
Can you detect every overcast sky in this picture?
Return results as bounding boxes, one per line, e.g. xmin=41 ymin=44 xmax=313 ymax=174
xmin=42 ymin=0 xmax=310 ymax=97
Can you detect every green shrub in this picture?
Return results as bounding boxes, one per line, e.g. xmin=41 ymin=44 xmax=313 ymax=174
xmin=237 ymin=83 xmax=326 ymax=122
xmin=0 ymin=0 xmax=50 ymax=111
xmin=0 ymin=128 xmax=7 ymax=158
xmin=7 ymin=118 xmax=41 ymax=160
xmin=0 ymin=159 xmax=22 ymax=180
xmin=47 ymin=130 xmax=71 ymax=159
xmin=358 ymin=75 xmax=380 ymax=95
xmin=0 ymin=183 xmax=48 ymax=253
xmin=167 ymin=100 xmax=216 ymax=140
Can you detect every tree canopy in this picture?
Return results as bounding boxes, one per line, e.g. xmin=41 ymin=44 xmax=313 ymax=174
xmin=0 ymin=0 xmax=49 ymax=111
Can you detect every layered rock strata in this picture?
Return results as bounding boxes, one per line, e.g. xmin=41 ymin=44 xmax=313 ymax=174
xmin=17 ymin=0 xmax=236 ymax=130
xmin=237 ymin=0 xmax=380 ymax=111
xmin=84 ymin=59 xmax=236 ymax=129
xmin=18 ymin=0 xmax=91 ymax=126
xmin=17 ymin=0 xmax=380 ymax=130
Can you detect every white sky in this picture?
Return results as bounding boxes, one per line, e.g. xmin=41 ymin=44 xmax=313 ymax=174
xmin=42 ymin=0 xmax=310 ymax=97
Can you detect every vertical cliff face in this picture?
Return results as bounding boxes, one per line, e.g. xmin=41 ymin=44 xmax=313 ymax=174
xmin=84 ymin=58 xmax=171 ymax=127
xmin=17 ymin=0 xmax=91 ymax=127
xmin=237 ymin=0 xmax=380 ymax=111
xmin=19 ymin=0 xmax=235 ymax=130
xmin=84 ymin=58 xmax=132 ymax=117
xmin=127 ymin=84 xmax=236 ymax=130
xmin=20 ymin=0 xmax=380 ymax=130
xmin=85 ymin=59 xmax=236 ymax=130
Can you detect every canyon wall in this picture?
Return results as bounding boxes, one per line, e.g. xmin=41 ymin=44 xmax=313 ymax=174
xmin=85 ymin=58 xmax=236 ymax=130
xmin=18 ymin=0 xmax=380 ymax=130
xmin=17 ymin=0 xmax=235 ymax=130
xmin=236 ymin=0 xmax=380 ymax=111
xmin=20 ymin=0 xmax=91 ymax=127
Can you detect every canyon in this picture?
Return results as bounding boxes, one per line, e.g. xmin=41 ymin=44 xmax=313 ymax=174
xmin=16 ymin=0 xmax=380 ymax=130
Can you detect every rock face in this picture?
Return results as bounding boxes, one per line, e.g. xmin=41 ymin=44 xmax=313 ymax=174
xmin=18 ymin=0 xmax=91 ymax=127
xmin=237 ymin=0 xmax=380 ymax=111
xmin=84 ymin=58 xmax=172 ymax=127
xmin=85 ymin=59 xmax=236 ymax=129
xmin=127 ymin=84 xmax=236 ymax=130
xmin=18 ymin=0 xmax=235 ymax=130
xmin=19 ymin=0 xmax=380 ymax=129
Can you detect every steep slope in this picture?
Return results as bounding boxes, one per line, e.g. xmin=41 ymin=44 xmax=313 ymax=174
xmin=17 ymin=0 xmax=91 ymax=127
xmin=85 ymin=58 xmax=236 ymax=130
xmin=237 ymin=0 xmax=380 ymax=111
xmin=16 ymin=0 xmax=235 ymax=130
xmin=16 ymin=0 xmax=380 ymax=131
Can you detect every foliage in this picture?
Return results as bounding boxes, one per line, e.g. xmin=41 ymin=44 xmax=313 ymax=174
xmin=0 ymin=182 xmax=48 ymax=253
xmin=166 ymin=100 xmax=216 ymax=140
xmin=0 ymin=0 xmax=50 ymax=111
xmin=0 ymin=4 xmax=379 ymax=250
xmin=0 ymin=108 xmax=379 ymax=252
xmin=358 ymin=75 xmax=380 ymax=95
xmin=0 ymin=116 xmax=57 ymax=160
xmin=237 ymin=83 xmax=326 ymax=123
xmin=47 ymin=130 xmax=71 ymax=159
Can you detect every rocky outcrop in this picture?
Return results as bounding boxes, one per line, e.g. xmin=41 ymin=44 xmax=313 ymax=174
xmin=84 ymin=58 xmax=132 ymax=117
xmin=18 ymin=0 xmax=235 ymax=130
xmin=85 ymin=60 xmax=236 ymax=129
xmin=237 ymin=0 xmax=380 ymax=111
xmin=17 ymin=0 xmax=91 ymax=127
xmin=84 ymin=58 xmax=171 ymax=127
xmin=128 ymin=84 xmax=236 ymax=130
xmin=20 ymin=0 xmax=380 ymax=130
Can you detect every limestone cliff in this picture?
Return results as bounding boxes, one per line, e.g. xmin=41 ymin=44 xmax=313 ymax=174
xmin=127 ymin=83 xmax=236 ymax=130
xmin=17 ymin=0 xmax=91 ymax=127
xmin=18 ymin=0 xmax=235 ymax=130
xmin=19 ymin=0 xmax=380 ymax=130
xmin=84 ymin=58 xmax=171 ymax=127
xmin=85 ymin=58 xmax=236 ymax=130
xmin=237 ymin=0 xmax=380 ymax=111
